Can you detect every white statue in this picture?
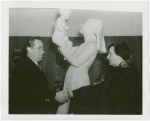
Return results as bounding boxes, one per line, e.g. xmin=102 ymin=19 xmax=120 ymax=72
xmin=52 ymin=9 xmax=72 ymax=52
xmin=56 ymin=19 xmax=106 ymax=114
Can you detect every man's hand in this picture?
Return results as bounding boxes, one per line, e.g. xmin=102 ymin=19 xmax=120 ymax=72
xmin=55 ymin=91 xmax=69 ymax=103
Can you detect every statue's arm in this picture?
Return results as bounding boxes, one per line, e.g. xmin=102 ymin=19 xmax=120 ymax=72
xmin=60 ymin=42 xmax=97 ymax=68
xmin=56 ymin=18 xmax=67 ymax=32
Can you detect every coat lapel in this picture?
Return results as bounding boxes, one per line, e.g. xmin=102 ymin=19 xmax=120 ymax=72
xmin=24 ymin=57 xmax=42 ymax=75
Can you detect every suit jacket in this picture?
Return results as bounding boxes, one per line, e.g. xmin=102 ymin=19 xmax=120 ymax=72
xmin=70 ymin=64 xmax=142 ymax=114
xmin=9 ymin=56 xmax=56 ymax=114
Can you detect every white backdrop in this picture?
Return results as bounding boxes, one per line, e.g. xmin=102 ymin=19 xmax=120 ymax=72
xmin=9 ymin=8 xmax=142 ymax=37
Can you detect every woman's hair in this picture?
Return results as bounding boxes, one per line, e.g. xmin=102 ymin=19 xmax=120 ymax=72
xmin=108 ymin=41 xmax=131 ymax=60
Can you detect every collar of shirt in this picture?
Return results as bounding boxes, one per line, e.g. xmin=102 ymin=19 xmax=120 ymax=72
xmin=27 ymin=56 xmax=39 ymax=67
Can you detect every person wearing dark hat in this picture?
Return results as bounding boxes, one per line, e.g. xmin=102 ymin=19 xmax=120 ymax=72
xmin=56 ymin=42 xmax=142 ymax=114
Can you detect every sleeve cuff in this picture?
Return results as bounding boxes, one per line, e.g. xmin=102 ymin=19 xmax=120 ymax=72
xmin=69 ymin=92 xmax=73 ymax=98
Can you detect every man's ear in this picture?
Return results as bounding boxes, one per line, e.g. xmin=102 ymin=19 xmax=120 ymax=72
xmin=27 ymin=47 xmax=32 ymax=53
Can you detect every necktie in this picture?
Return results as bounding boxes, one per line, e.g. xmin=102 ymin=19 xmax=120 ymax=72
xmin=37 ymin=64 xmax=42 ymax=71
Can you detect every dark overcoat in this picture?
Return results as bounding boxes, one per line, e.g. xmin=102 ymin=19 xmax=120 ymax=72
xmin=70 ymin=64 xmax=142 ymax=114
xmin=9 ymin=57 xmax=56 ymax=114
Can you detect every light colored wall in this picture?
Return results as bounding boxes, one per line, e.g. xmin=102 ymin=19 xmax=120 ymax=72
xmin=9 ymin=8 xmax=142 ymax=37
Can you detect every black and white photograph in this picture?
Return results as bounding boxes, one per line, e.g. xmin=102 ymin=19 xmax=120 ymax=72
xmin=1 ymin=1 xmax=149 ymax=120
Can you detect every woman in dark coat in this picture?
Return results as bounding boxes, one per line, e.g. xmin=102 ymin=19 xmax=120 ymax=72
xmin=58 ymin=42 xmax=142 ymax=114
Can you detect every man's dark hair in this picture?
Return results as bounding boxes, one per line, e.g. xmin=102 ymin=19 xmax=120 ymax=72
xmin=108 ymin=41 xmax=131 ymax=60
xmin=20 ymin=38 xmax=36 ymax=58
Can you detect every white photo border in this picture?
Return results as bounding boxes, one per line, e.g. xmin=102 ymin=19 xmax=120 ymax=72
xmin=1 ymin=1 xmax=149 ymax=120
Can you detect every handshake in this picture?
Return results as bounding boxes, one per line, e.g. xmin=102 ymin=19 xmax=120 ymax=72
xmin=55 ymin=91 xmax=72 ymax=103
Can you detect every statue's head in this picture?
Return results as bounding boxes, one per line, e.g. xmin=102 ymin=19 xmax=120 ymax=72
xmin=80 ymin=19 xmax=106 ymax=54
xmin=59 ymin=9 xmax=72 ymax=20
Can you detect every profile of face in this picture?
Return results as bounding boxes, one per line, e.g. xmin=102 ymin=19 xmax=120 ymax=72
xmin=107 ymin=46 xmax=121 ymax=66
xmin=80 ymin=21 xmax=91 ymax=35
xmin=28 ymin=39 xmax=45 ymax=62
xmin=59 ymin=9 xmax=72 ymax=20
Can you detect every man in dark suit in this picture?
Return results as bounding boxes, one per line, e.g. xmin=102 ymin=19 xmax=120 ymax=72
xmin=9 ymin=38 xmax=61 ymax=114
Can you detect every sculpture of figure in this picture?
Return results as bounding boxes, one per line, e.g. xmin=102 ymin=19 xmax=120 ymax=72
xmin=52 ymin=9 xmax=72 ymax=52
xmin=56 ymin=19 xmax=106 ymax=114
